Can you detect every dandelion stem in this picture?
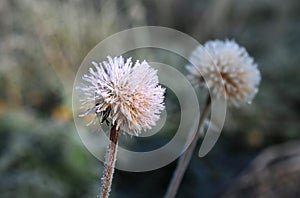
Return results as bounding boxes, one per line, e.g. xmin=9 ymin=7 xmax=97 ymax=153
xmin=165 ymin=96 xmax=211 ymax=198
xmin=99 ymin=125 xmax=119 ymax=198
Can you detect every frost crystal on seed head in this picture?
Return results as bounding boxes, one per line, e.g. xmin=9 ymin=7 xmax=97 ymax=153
xmin=77 ymin=56 xmax=165 ymax=136
xmin=186 ymin=39 xmax=261 ymax=106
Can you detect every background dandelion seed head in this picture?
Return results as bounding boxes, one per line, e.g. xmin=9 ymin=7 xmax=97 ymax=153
xmin=187 ymin=39 xmax=261 ymax=106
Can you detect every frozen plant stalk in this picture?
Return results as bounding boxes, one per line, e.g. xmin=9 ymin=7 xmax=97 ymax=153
xmin=100 ymin=125 xmax=118 ymax=198
xmin=77 ymin=56 xmax=165 ymax=198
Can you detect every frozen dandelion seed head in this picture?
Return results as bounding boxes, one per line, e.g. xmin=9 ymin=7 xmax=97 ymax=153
xmin=186 ymin=39 xmax=261 ymax=106
xmin=77 ymin=56 xmax=165 ymax=136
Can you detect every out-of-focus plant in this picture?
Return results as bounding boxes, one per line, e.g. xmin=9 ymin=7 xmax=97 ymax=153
xmin=165 ymin=39 xmax=261 ymax=198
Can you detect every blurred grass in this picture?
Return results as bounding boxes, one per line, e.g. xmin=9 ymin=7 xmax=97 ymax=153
xmin=0 ymin=0 xmax=300 ymax=197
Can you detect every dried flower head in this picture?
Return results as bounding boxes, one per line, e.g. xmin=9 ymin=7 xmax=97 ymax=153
xmin=186 ymin=39 xmax=261 ymax=106
xmin=77 ymin=56 xmax=165 ymax=136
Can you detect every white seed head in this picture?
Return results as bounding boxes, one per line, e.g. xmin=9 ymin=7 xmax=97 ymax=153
xmin=77 ymin=56 xmax=165 ymax=136
xmin=186 ymin=39 xmax=261 ymax=106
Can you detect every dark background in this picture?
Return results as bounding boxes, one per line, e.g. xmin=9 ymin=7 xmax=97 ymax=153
xmin=1 ymin=0 xmax=300 ymax=197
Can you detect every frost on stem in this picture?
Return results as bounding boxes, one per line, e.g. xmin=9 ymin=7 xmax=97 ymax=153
xmin=99 ymin=125 xmax=118 ymax=198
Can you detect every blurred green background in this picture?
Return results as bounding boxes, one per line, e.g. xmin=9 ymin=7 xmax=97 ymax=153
xmin=1 ymin=0 xmax=300 ymax=197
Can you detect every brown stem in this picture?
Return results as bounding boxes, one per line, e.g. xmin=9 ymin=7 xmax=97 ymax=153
xmin=99 ymin=125 xmax=119 ymax=198
xmin=109 ymin=125 xmax=119 ymax=144
xmin=164 ymin=96 xmax=211 ymax=198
